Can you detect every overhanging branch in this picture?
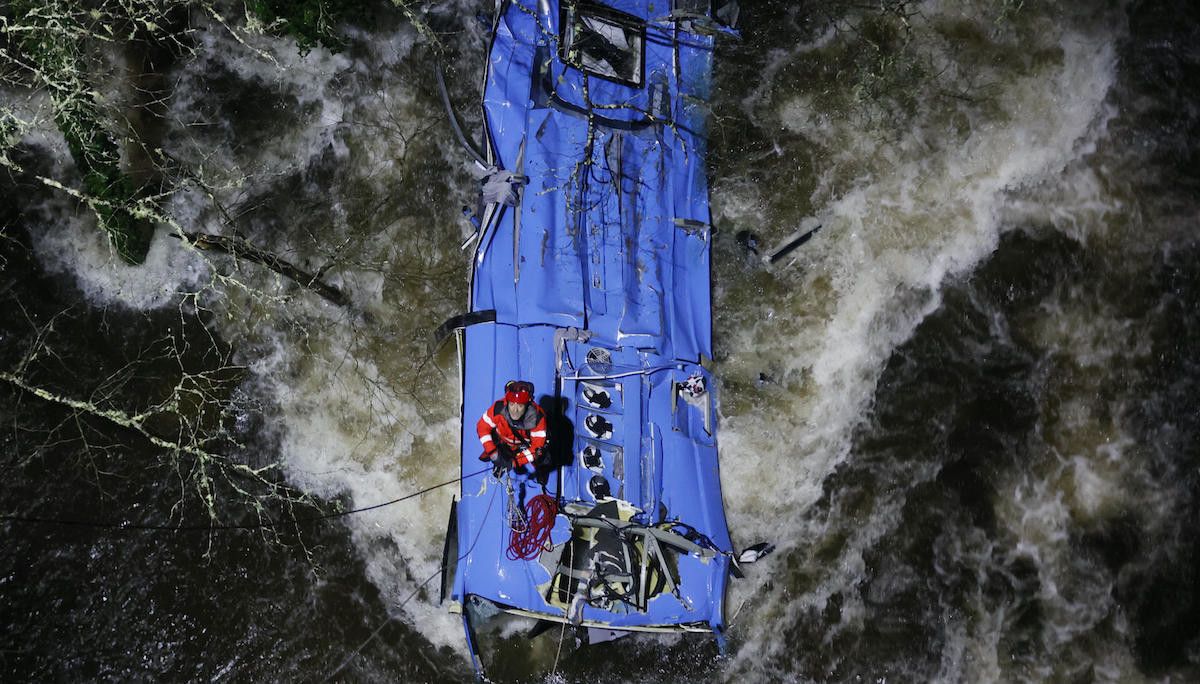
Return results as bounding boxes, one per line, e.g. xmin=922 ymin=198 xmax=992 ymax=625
xmin=171 ymin=231 xmax=351 ymax=308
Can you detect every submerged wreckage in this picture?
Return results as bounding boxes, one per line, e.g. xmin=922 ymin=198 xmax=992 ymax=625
xmin=438 ymin=0 xmax=764 ymax=675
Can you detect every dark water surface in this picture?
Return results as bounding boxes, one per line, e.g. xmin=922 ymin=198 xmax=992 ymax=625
xmin=0 ymin=221 xmax=462 ymax=681
xmin=760 ymin=1 xmax=1200 ymax=679
xmin=3 ymin=0 xmax=1199 ymax=681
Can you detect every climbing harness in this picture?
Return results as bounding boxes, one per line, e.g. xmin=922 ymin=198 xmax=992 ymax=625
xmin=503 ymin=474 xmax=529 ymax=534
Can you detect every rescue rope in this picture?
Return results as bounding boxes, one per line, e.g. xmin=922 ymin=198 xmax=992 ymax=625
xmin=506 ymin=493 xmax=558 ymax=561
xmin=323 ymin=485 xmax=500 ymax=682
xmin=0 ymin=467 xmax=491 ymax=533
xmin=551 ymin=618 xmax=567 ymax=678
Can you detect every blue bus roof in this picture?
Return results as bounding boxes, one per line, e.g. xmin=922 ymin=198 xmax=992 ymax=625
xmin=450 ymin=0 xmax=735 ymax=636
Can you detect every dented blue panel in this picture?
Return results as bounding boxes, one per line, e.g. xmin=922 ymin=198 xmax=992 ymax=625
xmin=453 ymin=0 xmax=736 ymax=640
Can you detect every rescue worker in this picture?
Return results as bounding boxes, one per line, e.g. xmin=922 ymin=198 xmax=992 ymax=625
xmin=477 ymin=380 xmax=548 ymax=475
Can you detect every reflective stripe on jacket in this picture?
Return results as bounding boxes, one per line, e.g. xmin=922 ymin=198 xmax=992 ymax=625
xmin=477 ymin=400 xmax=548 ymax=467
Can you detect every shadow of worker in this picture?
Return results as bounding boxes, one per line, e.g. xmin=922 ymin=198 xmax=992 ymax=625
xmin=535 ymin=393 xmax=574 ymax=487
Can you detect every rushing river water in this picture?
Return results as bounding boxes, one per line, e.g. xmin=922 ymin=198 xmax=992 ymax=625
xmin=2 ymin=0 xmax=1199 ymax=681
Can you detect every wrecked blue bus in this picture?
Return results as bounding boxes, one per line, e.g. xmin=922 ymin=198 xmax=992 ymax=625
xmin=438 ymin=0 xmax=750 ymax=675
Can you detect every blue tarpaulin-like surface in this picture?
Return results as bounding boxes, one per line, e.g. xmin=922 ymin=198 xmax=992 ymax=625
xmin=452 ymin=0 xmax=734 ymax=634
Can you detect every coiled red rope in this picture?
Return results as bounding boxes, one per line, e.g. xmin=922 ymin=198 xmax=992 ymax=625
xmin=507 ymin=493 xmax=558 ymax=560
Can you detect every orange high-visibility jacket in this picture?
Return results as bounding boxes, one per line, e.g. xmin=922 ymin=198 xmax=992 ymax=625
xmin=477 ymin=400 xmax=548 ymax=467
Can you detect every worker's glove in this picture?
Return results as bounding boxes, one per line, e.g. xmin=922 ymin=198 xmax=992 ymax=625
xmin=516 ymin=448 xmax=535 ymax=468
xmin=513 ymin=463 xmax=529 ymax=476
xmin=478 ymin=451 xmax=496 ymax=463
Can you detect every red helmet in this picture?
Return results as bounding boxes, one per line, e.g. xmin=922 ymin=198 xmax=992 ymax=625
xmin=505 ymin=380 xmax=533 ymax=405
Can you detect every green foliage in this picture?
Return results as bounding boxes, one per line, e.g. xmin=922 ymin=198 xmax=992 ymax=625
xmin=246 ymin=0 xmax=377 ymax=53
xmin=5 ymin=0 xmax=156 ymax=264
xmin=845 ymin=9 xmax=927 ymax=122
xmin=3 ymin=0 xmax=430 ymax=265
xmin=59 ymin=108 xmax=154 ymax=264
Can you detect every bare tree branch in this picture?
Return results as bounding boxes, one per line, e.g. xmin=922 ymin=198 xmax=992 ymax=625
xmin=172 ymin=230 xmax=351 ymax=308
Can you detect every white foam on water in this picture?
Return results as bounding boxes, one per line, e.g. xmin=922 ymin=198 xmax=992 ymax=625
xmin=5 ymin=88 xmax=210 ymax=309
xmin=1021 ymin=285 xmax=1157 ymax=523
xmin=18 ymin=0 xmax=1158 ymax=676
xmin=929 ymin=258 xmax=1167 ymax=679
xmin=924 ymin=300 xmax=1156 ymax=680
xmin=173 ymin=21 xmax=488 ymax=655
xmin=15 ymin=16 xmax=370 ymax=310
xmin=26 ymin=194 xmax=212 ymax=310
xmin=740 ymin=24 xmax=839 ymax=127
xmin=719 ymin=8 xmax=1124 ymax=676
xmin=243 ymin=321 xmax=468 ymax=649
xmin=2 ymin=87 xmax=64 ymax=159
xmin=161 ymin=14 xmax=482 ymax=653
xmin=20 ymin=8 xmax=469 ymax=654
xmin=723 ymin=27 xmax=1119 ymax=536
xmin=942 ymin=464 xmax=1130 ymax=681
xmin=166 ymin=20 xmax=354 ymax=179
